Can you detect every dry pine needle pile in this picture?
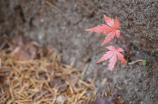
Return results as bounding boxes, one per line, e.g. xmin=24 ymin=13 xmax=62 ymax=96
xmin=0 ymin=35 xmax=97 ymax=104
xmin=0 ymin=35 xmax=123 ymax=104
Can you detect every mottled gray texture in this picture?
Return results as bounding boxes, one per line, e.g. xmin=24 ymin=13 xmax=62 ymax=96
xmin=0 ymin=0 xmax=158 ymax=104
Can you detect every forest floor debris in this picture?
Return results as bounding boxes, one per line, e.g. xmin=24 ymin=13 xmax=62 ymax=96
xmin=0 ymin=35 xmax=123 ymax=104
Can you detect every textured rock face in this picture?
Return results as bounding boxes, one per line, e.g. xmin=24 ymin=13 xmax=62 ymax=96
xmin=0 ymin=0 xmax=158 ymax=62
xmin=0 ymin=0 xmax=158 ymax=103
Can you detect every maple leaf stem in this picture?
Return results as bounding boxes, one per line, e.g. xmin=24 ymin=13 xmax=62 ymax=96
xmin=118 ymin=32 xmax=129 ymax=52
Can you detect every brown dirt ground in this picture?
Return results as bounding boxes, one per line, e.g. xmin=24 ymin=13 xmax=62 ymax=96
xmin=0 ymin=0 xmax=158 ymax=104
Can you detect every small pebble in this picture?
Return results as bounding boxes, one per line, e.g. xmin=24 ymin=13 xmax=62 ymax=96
xmin=56 ymin=95 xmax=65 ymax=103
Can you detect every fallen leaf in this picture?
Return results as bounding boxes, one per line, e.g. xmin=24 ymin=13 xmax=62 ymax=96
xmin=88 ymin=96 xmax=117 ymax=104
xmin=50 ymin=77 xmax=68 ymax=93
xmin=12 ymin=35 xmax=37 ymax=60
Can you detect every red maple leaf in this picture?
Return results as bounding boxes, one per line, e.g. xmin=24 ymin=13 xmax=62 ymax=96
xmin=86 ymin=15 xmax=120 ymax=46
xmin=97 ymin=46 xmax=126 ymax=70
